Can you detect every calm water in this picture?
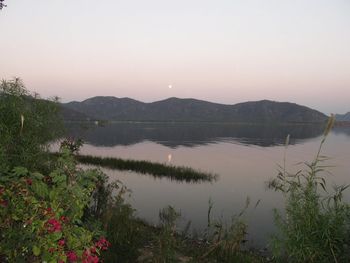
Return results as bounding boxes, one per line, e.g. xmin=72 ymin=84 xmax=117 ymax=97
xmin=68 ymin=122 xmax=350 ymax=248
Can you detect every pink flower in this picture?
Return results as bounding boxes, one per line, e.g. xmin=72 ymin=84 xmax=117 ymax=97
xmin=82 ymin=250 xmax=99 ymax=263
xmin=45 ymin=218 xmax=62 ymax=233
xmin=82 ymin=255 xmax=99 ymax=263
xmin=95 ymin=237 xmax=111 ymax=251
xmin=58 ymin=239 xmax=65 ymax=247
xmin=90 ymin=247 xmax=96 ymax=254
xmin=66 ymin=251 xmax=78 ymax=262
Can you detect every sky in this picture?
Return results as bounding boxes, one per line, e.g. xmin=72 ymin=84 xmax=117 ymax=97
xmin=0 ymin=0 xmax=349 ymax=114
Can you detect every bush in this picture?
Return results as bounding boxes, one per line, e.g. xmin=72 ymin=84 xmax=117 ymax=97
xmin=0 ymin=78 xmax=63 ymax=172
xmin=0 ymin=148 xmax=111 ymax=262
xmin=0 ymin=81 xmax=112 ymax=262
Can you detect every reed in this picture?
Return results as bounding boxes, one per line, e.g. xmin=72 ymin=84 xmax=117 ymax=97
xmin=76 ymin=154 xmax=217 ymax=183
xmin=268 ymin=115 xmax=350 ymax=263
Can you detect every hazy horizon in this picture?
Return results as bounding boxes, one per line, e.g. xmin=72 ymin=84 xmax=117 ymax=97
xmin=1 ymin=0 xmax=349 ymax=115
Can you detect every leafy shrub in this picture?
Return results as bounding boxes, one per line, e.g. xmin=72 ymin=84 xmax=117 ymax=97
xmin=60 ymin=138 xmax=84 ymax=155
xmin=0 ymin=149 xmax=111 ymax=262
xmin=0 ymin=85 xmax=112 ymax=262
xmin=0 ymin=147 xmax=109 ymax=262
xmin=0 ymin=78 xmax=63 ymax=172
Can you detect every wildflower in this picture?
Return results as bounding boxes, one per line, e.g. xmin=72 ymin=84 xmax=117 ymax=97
xmin=82 ymin=249 xmax=99 ymax=263
xmin=66 ymin=251 xmax=78 ymax=262
xmin=45 ymin=218 xmax=62 ymax=233
xmin=90 ymin=247 xmax=96 ymax=254
xmin=48 ymin=247 xmax=55 ymax=253
xmin=58 ymin=239 xmax=65 ymax=247
xmin=95 ymin=237 xmax=111 ymax=251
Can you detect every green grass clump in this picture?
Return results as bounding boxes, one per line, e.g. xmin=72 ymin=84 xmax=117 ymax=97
xmin=76 ymin=154 xmax=217 ymax=183
xmin=268 ymin=116 xmax=350 ymax=263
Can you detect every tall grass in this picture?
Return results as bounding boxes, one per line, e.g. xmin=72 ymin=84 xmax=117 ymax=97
xmin=77 ymin=154 xmax=217 ymax=183
xmin=197 ymin=198 xmax=265 ymax=263
xmin=152 ymin=206 xmax=181 ymax=262
xmin=268 ymin=115 xmax=350 ymax=262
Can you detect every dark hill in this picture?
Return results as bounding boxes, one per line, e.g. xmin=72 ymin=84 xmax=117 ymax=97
xmin=335 ymin=112 xmax=350 ymax=122
xmin=65 ymin=96 xmax=145 ymax=120
xmin=63 ymin=97 xmax=328 ymax=123
xmin=59 ymin=106 xmax=91 ymax=121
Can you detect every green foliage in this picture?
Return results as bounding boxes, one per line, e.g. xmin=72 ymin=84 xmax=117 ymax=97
xmin=0 ymin=149 xmax=111 ymax=262
xmin=0 ymin=78 xmax=63 ymax=171
xmin=82 ymin=166 xmax=150 ymax=262
xmin=269 ymin=116 xmax=350 ymax=262
xmin=0 ymin=84 xmax=111 ymax=262
xmin=101 ymin=191 xmax=149 ymax=262
xmin=102 ymin=203 xmax=147 ymax=262
xmin=152 ymin=206 xmax=181 ymax=262
xmin=60 ymin=138 xmax=84 ymax=155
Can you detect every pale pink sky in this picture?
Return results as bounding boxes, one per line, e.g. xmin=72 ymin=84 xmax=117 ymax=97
xmin=0 ymin=0 xmax=349 ymax=114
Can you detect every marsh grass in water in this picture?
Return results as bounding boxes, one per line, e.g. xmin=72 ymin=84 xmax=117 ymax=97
xmin=76 ymin=154 xmax=217 ymax=183
xmin=192 ymin=198 xmax=266 ymax=263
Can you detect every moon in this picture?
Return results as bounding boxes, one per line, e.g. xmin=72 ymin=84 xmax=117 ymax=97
xmin=168 ymin=84 xmax=172 ymax=89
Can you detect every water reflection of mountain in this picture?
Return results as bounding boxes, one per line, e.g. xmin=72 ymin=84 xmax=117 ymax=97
xmin=65 ymin=122 xmax=325 ymax=148
xmin=333 ymin=126 xmax=350 ymax=137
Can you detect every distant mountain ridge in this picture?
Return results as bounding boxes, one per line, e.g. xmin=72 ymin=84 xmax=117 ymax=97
xmin=335 ymin=112 xmax=350 ymax=122
xmin=60 ymin=106 xmax=91 ymax=121
xmin=62 ymin=97 xmax=328 ymax=123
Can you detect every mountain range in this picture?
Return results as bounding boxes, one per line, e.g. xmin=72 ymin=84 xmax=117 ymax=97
xmin=62 ymin=97 xmax=328 ymax=123
xmin=335 ymin=112 xmax=350 ymax=122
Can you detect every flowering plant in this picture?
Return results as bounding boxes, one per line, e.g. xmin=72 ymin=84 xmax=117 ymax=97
xmin=0 ymin=149 xmax=110 ymax=262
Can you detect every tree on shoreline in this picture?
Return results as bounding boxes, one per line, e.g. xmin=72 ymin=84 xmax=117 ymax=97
xmin=0 ymin=78 xmax=63 ymax=171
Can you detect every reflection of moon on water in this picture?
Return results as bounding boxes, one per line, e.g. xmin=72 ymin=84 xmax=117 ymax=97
xmin=167 ymin=154 xmax=172 ymax=163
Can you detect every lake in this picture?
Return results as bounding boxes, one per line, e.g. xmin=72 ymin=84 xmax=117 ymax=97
xmin=67 ymin=122 xmax=350 ymax=249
